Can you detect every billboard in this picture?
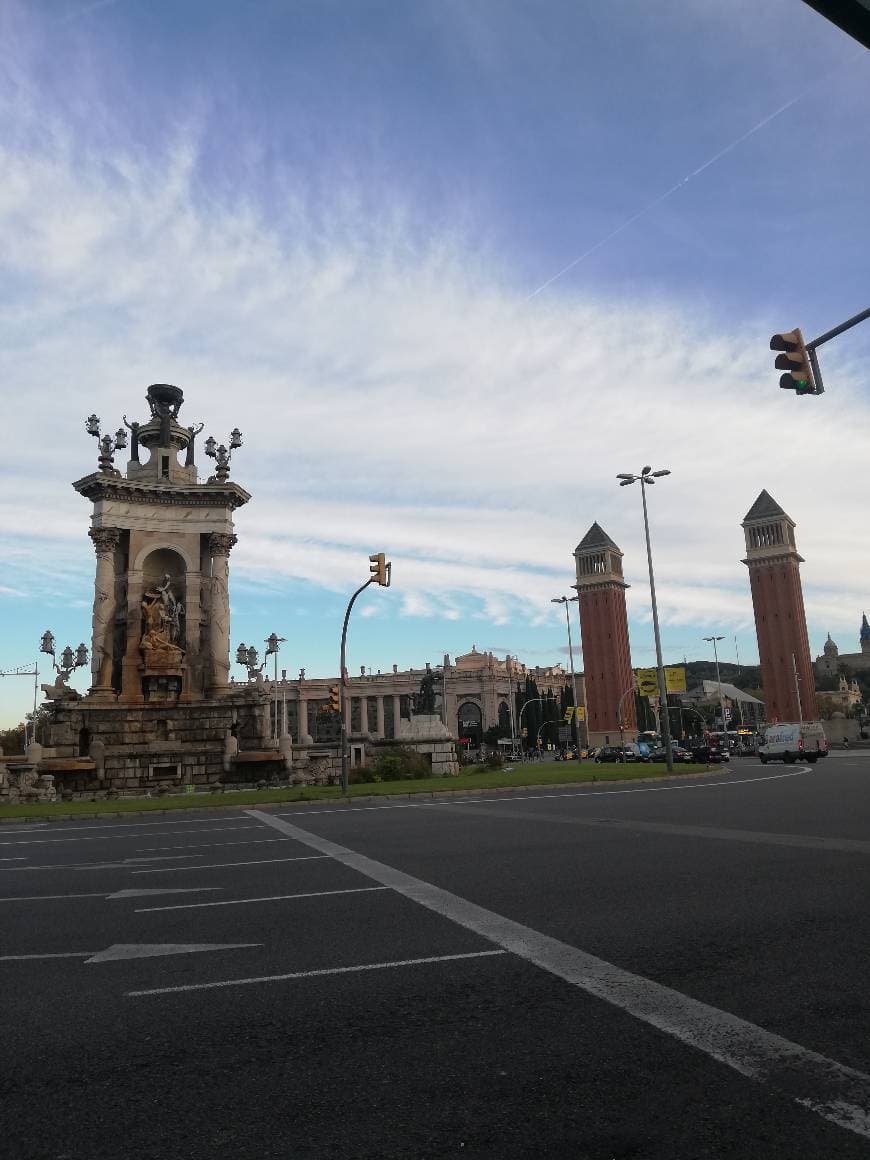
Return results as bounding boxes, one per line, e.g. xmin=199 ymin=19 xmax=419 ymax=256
xmin=635 ymin=666 xmax=687 ymax=696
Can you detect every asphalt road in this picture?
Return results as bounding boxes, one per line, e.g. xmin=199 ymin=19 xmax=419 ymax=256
xmin=3 ymin=757 xmax=870 ymax=1159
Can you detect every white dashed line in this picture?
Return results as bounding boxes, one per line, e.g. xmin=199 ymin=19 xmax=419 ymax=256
xmin=135 ymin=886 xmax=389 ymax=912
xmin=131 ymin=855 xmax=329 ymax=875
xmin=127 ymin=950 xmax=508 ymax=995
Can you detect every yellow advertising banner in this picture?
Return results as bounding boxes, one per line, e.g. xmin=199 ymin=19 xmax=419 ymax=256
xmin=635 ymin=668 xmax=658 ymax=697
xmin=635 ymin=666 xmax=687 ymax=696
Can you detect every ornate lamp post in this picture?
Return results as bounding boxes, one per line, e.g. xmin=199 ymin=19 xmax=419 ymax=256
xmin=264 ymin=633 xmax=286 ymax=741
xmin=204 ymin=428 xmax=243 ymax=483
xmin=85 ymin=415 xmax=127 ymax=474
xmin=40 ymin=632 xmax=89 ymax=689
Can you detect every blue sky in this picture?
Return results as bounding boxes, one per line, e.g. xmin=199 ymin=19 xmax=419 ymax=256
xmin=1 ymin=0 xmax=869 ymax=724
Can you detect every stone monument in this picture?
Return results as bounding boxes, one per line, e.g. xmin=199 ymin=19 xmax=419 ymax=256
xmin=38 ymin=384 xmax=283 ymax=794
xmin=395 ymin=666 xmax=460 ymax=776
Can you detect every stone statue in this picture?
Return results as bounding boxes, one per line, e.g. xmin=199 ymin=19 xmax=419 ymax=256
xmin=412 ymin=669 xmax=439 ymax=716
xmin=140 ymin=581 xmax=185 ymax=666
xmin=143 ymin=574 xmax=184 ymax=644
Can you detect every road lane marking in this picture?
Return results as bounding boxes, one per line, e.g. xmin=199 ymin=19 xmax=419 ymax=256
xmin=0 ymin=854 xmax=205 ymax=872
xmin=86 ymin=942 xmax=260 ymax=963
xmin=135 ymin=886 xmax=389 ymax=912
xmin=133 ymin=837 xmax=293 ymax=852
xmin=0 ymin=887 xmax=221 ymax=903
xmin=0 ymin=857 xmax=28 ymax=861
xmin=1 ymin=951 xmax=95 ymax=960
xmin=423 ymin=804 xmax=870 ymax=855
xmin=131 ymin=855 xmax=329 ymax=874
xmin=271 ymin=768 xmax=809 ymax=819
xmin=127 ymin=950 xmax=507 ymax=995
xmin=1 ymin=943 xmax=260 ymax=963
xmin=108 ymin=888 xmax=222 ymax=899
xmin=0 ymin=893 xmax=108 ymax=903
xmin=247 ymin=808 xmax=870 ymax=1143
xmin=0 ymin=824 xmax=258 ymax=847
xmin=2 ymin=817 xmax=251 ymax=834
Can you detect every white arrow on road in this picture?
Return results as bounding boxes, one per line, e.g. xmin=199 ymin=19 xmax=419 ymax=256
xmin=85 ymin=943 xmax=260 ymax=963
xmin=1 ymin=942 xmax=259 ymax=963
xmin=106 ymin=888 xmax=221 ymax=899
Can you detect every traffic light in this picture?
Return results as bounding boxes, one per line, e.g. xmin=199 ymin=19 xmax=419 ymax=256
xmin=369 ymin=552 xmax=389 ymax=586
xmin=328 ymin=685 xmax=340 ymax=713
xmin=770 ymin=329 xmax=818 ymax=395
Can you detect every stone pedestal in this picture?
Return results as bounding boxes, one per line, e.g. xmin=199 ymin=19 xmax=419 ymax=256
xmin=395 ymin=714 xmax=460 ymax=776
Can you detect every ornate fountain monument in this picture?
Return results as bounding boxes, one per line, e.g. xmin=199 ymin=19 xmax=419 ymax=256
xmin=37 ymin=384 xmax=283 ymax=794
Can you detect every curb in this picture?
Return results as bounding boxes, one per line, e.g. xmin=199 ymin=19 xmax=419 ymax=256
xmin=0 ymin=765 xmax=724 ymax=826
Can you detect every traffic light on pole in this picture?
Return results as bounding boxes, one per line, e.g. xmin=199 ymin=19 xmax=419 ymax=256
xmin=770 ymin=329 xmax=817 ymax=395
xmin=329 ymin=685 xmax=340 ymax=713
xmin=369 ymin=552 xmax=388 ymax=586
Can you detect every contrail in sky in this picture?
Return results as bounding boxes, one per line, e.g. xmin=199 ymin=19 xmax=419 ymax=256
xmin=526 ymin=51 xmax=866 ymax=300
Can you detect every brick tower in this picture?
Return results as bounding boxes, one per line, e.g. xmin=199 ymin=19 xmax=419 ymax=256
xmin=742 ymin=490 xmax=817 ymax=723
xmin=574 ymin=523 xmax=637 ymax=745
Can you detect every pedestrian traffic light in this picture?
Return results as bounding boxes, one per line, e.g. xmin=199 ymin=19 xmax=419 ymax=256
xmin=770 ymin=329 xmax=817 ymax=395
xmin=329 ymin=685 xmax=340 ymax=713
xmin=369 ymin=552 xmax=389 ymax=586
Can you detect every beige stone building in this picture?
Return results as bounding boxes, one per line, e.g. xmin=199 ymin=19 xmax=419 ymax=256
xmin=261 ymin=647 xmax=575 ymax=755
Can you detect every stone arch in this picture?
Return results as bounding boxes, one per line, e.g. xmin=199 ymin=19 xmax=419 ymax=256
xmin=131 ymin=541 xmax=197 ymax=574
xmin=498 ymin=701 xmax=511 ymax=733
xmin=457 ymin=701 xmax=482 ymax=747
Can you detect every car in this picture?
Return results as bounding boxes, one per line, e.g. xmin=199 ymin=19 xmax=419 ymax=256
xmin=594 ymin=746 xmax=626 ymax=763
xmin=672 ymin=745 xmax=694 ymax=763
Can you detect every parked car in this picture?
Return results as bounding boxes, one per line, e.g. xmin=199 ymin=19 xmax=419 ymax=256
xmin=758 ymin=721 xmax=827 ymax=764
xmin=672 ymin=745 xmax=695 ymax=764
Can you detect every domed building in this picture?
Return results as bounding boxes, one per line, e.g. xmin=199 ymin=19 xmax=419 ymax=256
xmin=815 ymin=616 xmax=870 ymax=678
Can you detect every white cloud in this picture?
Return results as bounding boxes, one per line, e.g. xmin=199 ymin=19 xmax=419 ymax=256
xmin=1 ymin=11 xmax=867 ymax=666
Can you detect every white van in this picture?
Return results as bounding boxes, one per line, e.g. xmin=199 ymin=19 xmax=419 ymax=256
xmin=757 ymin=721 xmax=828 ymax=764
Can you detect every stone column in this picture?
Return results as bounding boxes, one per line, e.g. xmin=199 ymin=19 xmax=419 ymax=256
xmin=376 ymin=696 xmax=385 ymax=739
xmin=393 ymin=694 xmax=401 ymax=737
xmin=181 ymin=568 xmax=202 ymax=701
xmin=88 ymin=527 xmax=120 ymax=698
xmin=120 ymin=567 xmax=145 ymax=702
xmin=299 ymin=693 xmax=313 ymax=745
xmin=208 ymin=533 xmax=237 ymax=693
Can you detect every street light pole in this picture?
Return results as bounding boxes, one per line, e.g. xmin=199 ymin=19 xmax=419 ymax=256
xmin=552 ymin=596 xmax=581 ymax=753
xmin=703 ymin=635 xmax=728 ymax=733
xmin=617 ymin=467 xmax=674 ymax=773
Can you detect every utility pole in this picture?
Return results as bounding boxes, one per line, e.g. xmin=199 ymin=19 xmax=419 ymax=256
xmin=792 ymin=654 xmax=804 ymax=724
xmin=551 ymin=596 xmax=581 ymax=753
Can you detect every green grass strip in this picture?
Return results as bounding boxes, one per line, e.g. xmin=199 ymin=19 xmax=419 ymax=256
xmin=0 ymin=762 xmax=711 ymax=821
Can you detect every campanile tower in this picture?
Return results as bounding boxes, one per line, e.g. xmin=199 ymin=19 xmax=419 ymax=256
xmin=574 ymin=523 xmax=637 ymax=745
xmin=742 ymin=490 xmax=817 ymax=723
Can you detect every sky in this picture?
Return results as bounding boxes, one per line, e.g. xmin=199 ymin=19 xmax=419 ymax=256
xmin=1 ymin=0 xmax=869 ymax=725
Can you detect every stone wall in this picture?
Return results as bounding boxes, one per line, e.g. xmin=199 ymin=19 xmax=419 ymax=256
xmin=42 ymin=690 xmax=272 ymax=794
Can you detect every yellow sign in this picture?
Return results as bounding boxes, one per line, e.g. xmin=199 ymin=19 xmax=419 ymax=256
xmin=563 ymin=707 xmax=586 ymax=722
xmin=635 ymin=666 xmax=687 ymax=696
xmin=635 ymin=668 xmax=658 ymax=697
